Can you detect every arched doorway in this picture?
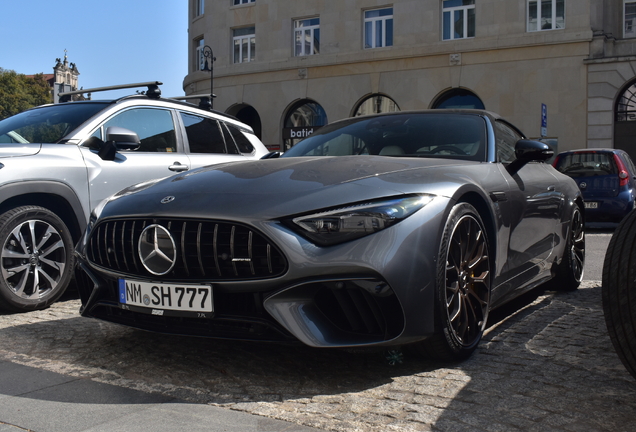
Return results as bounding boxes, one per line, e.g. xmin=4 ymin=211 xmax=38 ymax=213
xmin=282 ymin=99 xmax=327 ymax=150
xmin=432 ymin=88 xmax=485 ymax=109
xmin=227 ymin=104 xmax=262 ymax=140
xmin=353 ymin=94 xmax=400 ymax=116
xmin=615 ymin=80 xmax=636 ymax=162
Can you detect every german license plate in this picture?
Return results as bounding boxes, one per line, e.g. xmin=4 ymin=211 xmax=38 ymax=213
xmin=118 ymin=279 xmax=213 ymax=313
xmin=584 ymin=202 xmax=599 ymax=209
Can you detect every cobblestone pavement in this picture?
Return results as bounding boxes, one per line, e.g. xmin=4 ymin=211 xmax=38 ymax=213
xmin=1 ymin=281 xmax=635 ymax=432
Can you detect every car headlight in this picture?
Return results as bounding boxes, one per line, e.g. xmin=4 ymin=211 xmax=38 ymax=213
xmin=290 ymin=194 xmax=434 ymax=246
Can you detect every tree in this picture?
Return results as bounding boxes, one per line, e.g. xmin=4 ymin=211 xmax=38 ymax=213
xmin=0 ymin=68 xmax=52 ymax=120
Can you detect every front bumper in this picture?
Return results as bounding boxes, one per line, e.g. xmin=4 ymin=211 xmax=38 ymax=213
xmin=75 ymin=258 xmax=406 ymax=348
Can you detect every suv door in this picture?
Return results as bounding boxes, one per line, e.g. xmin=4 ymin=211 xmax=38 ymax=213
xmin=178 ymin=111 xmax=249 ymax=167
xmin=80 ymin=107 xmax=191 ymax=211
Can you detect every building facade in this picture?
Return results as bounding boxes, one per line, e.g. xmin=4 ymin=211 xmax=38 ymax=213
xmin=184 ymin=0 xmax=636 ymax=159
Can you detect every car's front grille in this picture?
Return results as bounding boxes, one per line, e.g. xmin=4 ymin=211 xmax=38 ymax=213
xmin=86 ymin=218 xmax=287 ymax=281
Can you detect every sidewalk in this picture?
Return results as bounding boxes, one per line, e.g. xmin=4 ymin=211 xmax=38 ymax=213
xmin=0 ymin=361 xmax=320 ymax=432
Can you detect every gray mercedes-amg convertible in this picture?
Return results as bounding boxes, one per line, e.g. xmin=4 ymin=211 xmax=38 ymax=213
xmin=75 ymin=110 xmax=585 ymax=361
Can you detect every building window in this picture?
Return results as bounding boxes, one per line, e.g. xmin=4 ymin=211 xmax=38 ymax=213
xmin=626 ymin=1 xmax=636 ymax=38
xmin=233 ymin=27 xmax=255 ymax=63
xmin=195 ymin=38 xmax=205 ymax=71
xmin=364 ymin=8 xmax=393 ymax=49
xmin=294 ymin=18 xmax=320 ymax=56
xmin=527 ymin=0 xmax=564 ymax=31
xmin=354 ymin=94 xmax=400 ymax=116
xmin=442 ymin=0 xmax=475 ymax=40
xmin=432 ymin=88 xmax=485 ymax=109
xmin=195 ymin=0 xmax=204 ymax=16
xmin=233 ymin=0 xmax=254 ymax=5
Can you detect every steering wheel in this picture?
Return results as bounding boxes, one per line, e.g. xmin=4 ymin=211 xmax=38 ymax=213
xmin=429 ymin=145 xmax=464 ymax=155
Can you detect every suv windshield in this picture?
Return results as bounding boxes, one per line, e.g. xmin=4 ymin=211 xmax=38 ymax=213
xmin=282 ymin=113 xmax=487 ymax=162
xmin=554 ymin=152 xmax=618 ymax=177
xmin=0 ymin=102 xmax=110 ymax=144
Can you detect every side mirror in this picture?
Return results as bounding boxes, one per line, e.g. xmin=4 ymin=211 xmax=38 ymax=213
xmin=515 ymin=139 xmax=553 ymax=162
xmin=106 ymin=126 xmax=141 ymax=151
xmin=506 ymin=139 xmax=553 ymax=175
xmin=261 ymin=151 xmax=281 ymax=159
xmin=98 ymin=127 xmax=141 ymax=161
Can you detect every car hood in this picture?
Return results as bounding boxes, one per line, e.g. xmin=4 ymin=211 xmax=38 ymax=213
xmin=101 ymin=156 xmax=477 ymax=220
xmin=0 ymin=144 xmax=41 ymax=157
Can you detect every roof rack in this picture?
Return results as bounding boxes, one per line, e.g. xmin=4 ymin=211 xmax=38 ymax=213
xmin=170 ymin=93 xmax=216 ymax=111
xmin=57 ymin=81 xmax=163 ymax=103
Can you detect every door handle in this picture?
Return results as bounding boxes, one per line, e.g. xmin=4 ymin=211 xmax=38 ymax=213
xmin=169 ymin=162 xmax=189 ymax=172
xmin=547 ymin=185 xmax=556 ymax=191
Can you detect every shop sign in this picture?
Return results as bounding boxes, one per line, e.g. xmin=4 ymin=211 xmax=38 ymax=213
xmin=283 ymin=126 xmax=321 ymax=140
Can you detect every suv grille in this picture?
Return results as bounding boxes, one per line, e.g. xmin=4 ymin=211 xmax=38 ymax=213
xmin=86 ymin=218 xmax=287 ymax=281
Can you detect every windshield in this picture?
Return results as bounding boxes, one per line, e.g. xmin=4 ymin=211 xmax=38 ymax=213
xmin=0 ymin=102 xmax=109 ymax=144
xmin=282 ymin=113 xmax=487 ymax=162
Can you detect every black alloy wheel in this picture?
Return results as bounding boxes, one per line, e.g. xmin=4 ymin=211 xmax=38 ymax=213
xmin=418 ymin=203 xmax=491 ymax=361
xmin=552 ymin=205 xmax=585 ymax=291
xmin=0 ymin=206 xmax=74 ymax=312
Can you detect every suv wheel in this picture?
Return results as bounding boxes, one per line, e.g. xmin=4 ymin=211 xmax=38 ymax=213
xmin=0 ymin=206 xmax=74 ymax=312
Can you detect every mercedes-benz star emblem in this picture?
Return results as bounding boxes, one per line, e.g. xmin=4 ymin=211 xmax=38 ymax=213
xmin=161 ymin=196 xmax=175 ymax=204
xmin=138 ymin=224 xmax=177 ymax=275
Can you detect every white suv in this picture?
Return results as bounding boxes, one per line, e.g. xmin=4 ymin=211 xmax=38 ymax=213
xmin=0 ymin=82 xmax=269 ymax=312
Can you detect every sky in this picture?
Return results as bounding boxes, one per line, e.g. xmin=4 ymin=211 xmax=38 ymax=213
xmin=0 ymin=1 xmax=188 ymax=99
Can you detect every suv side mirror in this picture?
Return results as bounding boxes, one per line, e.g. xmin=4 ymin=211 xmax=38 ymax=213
xmin=98 ymin=127 xmax=141 ymax=161
xmin=506 ymin=139 xmax=553 ymax=175
xmin=106 ymin=127 xmax=141 ymax=150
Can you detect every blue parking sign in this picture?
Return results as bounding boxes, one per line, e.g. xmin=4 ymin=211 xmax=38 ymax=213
xmin=541 ymin=103 xmax=547 ymax=137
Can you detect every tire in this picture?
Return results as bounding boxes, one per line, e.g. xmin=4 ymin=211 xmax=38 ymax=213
xmin=0 ymin=206 xmax=75 ymax=312
xmin=416 ymin=203 xmax=492 ymax=361
xmin=552 ymin=205 xmax=585 ymax=291
xmin=602 ymin=209 xmax=636 ymax=380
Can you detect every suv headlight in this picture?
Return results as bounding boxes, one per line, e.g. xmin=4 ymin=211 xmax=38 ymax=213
xmin=289 ymin=194 xmax=434 ymax=246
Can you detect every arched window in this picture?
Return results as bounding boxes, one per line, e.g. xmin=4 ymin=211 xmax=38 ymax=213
xmin=616 ymin=81 xmax=636 ymax=122
xmin=283 ymin=100 xmax=327 ymax=150
xmin=432 ymin=88 xmax=484 ymax=109
xmin=227 ymin=104 xmax=262 ymax=140
xmin=353 ymin=94 xmax=400 ymax=116
xmin=614 ymin=79 xmax=636 ymax=163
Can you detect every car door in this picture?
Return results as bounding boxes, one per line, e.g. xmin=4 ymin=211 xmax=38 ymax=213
xmin=178 ymin=111 xmax=248 ymax=168
xmin=493 ymin=120 xmax=562 ymax=288
xmin=80 ymin=106 xmax=193 ymax=212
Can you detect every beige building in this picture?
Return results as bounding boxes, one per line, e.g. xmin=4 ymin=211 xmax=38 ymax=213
xmin=184 ymin=0 xmax=636 ymax=159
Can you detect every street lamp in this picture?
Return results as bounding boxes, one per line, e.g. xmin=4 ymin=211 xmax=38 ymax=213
xmin=201 ymin=45 xmax=216 ymax=109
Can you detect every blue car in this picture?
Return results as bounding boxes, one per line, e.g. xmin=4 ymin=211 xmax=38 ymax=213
xmin=553 ymin=149 xmax=636 ymax=223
